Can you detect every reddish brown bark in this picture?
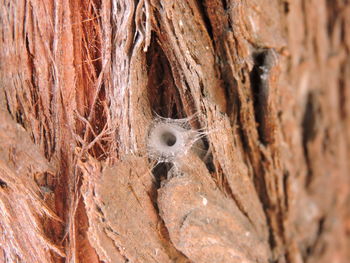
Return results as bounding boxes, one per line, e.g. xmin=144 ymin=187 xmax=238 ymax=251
xmin=0 ymin=0 xmax=350 ymax=262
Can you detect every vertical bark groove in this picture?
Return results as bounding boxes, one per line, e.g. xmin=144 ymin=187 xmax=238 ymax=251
xmin=0 ymin=0 xmax=349 ymax=262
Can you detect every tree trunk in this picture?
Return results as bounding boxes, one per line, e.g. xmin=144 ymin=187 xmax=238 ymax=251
xmin=0 ymin=0 xmax=349 ymax=262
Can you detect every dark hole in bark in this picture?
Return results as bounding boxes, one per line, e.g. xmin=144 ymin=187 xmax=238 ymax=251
xmin=284 ymin=1 xmax=290 ymax=13
xmin=0 ymin=179 xmax=8 ymax=188
xmin=161 ymin=131 xmax=177 ymax=147
xmin=302 ymin=91 xmax=321 ymax=187
xmin=250 ymin=49 xmax=273 ymax=145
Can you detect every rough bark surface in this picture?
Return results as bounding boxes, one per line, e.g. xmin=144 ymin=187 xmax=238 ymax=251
xmin=0 ymin=0 xmax=350 ymax=263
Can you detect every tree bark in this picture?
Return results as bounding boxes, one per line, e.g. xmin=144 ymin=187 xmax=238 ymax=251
xmin=0 ymin=0 xmax=349 ymax=263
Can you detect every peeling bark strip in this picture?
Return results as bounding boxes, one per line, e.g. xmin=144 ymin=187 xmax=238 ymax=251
xmin=158 ymin=152 xmax=270 ymax=263
xmin=1 ymin=0 xmax=350 ymax=263
xmin=79 ymin=156 xmax=189 ymax=263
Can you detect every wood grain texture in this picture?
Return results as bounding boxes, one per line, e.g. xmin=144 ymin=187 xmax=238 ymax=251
xmin=0 ymin=0 xmax=349 ymax=262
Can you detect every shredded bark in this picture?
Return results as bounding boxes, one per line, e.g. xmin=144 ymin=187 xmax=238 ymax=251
xmin=0 ymin=0 xmax=350 ymax=262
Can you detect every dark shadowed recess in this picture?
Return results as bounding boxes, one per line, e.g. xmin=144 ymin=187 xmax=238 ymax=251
xmin=146 ymin=36 xmax=184 ymax=119
xmin=145 ymin=35 xmax=215 ymax=178
xmin=0 ymin=179 xmax=7 ymax=188
xmin=250 ymin=49 xmax=274 ymax=145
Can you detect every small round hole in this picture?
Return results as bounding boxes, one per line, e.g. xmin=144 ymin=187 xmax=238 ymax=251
xmin=161 ymin=131 xmax=177 ymax=147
